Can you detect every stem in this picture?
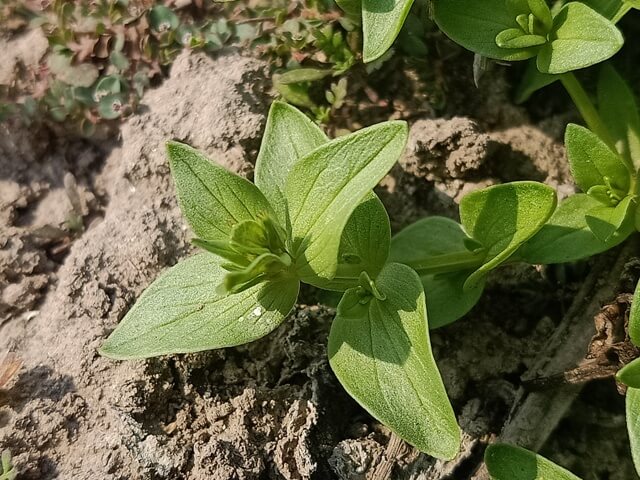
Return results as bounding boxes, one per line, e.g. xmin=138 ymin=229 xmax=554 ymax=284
xmin=612 ymin=2 xmax=632 ymax=24
xmin=560 ymin=72 xmax=616 ymax=150
xmin=407 ymin=250 xmax=485 ymax=276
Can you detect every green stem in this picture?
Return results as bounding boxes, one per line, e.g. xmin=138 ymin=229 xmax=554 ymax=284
xmin=612 ymin=2 xmax=632 ymax=24
xmin=407 ymin=250 xmax=486 ymax=276
xmin=560 ymin=72 xmax=616 ymax=150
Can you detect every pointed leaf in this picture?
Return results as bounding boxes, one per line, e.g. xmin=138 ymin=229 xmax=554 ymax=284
xmin=517 ymin=194 xmax=630 ymax=264
xmin=598 ymin=64 xmax=640 ymax=170
xmin=485 ymin=443 xmax=582 ymax=480
xmin=328 ymin=262 xmax=460 ymax=458
xmin=585 ymin=195 xmax=635 ymax=242
xmin=537 ymin=3 xmax=623 ymax=74
xmin=100 ymin=253 xmax=299 ymax=359
xmin=362 ymin=0 xmax=415 ymax=62
xmin=314 ymin=192 xmax=391 ymax=291
xmin=286 ymin=121 xmax=407 ymax=286
xmin=433 ymin=0 xmax=540 ymax=61
xmin=565 ymin=124 xmax=630 ymax=193
xmin=167 ymin=142 xmax=276 ymax=242
xmin=618 ymin=357 xmax=640 ymax=388
xmin=628 ymin=388 xmax=640 ymax=477
xmin=460 ymin=181 xmax=557 ymax=288
xmin=628 ymin=279 xmax=640 ymax=346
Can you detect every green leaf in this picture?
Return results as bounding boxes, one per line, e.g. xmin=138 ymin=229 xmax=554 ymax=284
xmin=460 ymin=181 xmax=557 ymax=289
xmin=598 ymin=65 xmax=640 ymax=170
xmin=581 ymin=0 xmax=625 ymax=19
xmin=433 ymin=0 xmax=540 ymax=62
xmin=537 ymin=3 xmax=624 ymax=74
xmin=585 ymin=194 xmax=635 ymax=242
xmin=617 ymin=357 xmax=640 ymax=388
xmin=167 ymin=141 xmax=276 ymax=243
xmin=276 ymin=68 xmax=334 ymax=84
xmin=149 ymin=4 xmax=179 ymax=32
xmin=286 ymin=121 xmax=407 ymax=286
xmin=97 ymin=94 xmax=125 ymax=120
xmin=336 ymin=0 xmax=362 ymax=16
xmin=362 ymin=0 xmax=415 ymax=62
xmin=389 ymin=217 xmax=485 ymax=328
xmin=565 ymin=124 xmax=630 ymax=194
xmin=314 ymin=192 xmax=391 ymax=291
xmin=628 ymin=279 xmax=640 ymax=346
xmin=254 ymin=102 xmax=328 ymax=227
xmin=627 ymin=387 xmax=640 ymax=477
xmin=328 ymin=262 xmax=460 ymax=458
xmin=516 ymin=194 xmax=630 ymax=264
xmin=485 ymin=443 xmax=582 ymax=480
xmin=100 ymin=253 xmax=299 ymax=359
xmin=515 ymin=58 xmax=559 ymax=104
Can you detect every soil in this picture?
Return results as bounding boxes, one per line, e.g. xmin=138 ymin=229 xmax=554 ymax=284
xmin=0 ymin=35 xmax=638 ymax=480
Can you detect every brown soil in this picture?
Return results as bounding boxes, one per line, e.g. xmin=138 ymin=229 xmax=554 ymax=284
xmin=0 ymin=44 xmax=637 ymax=480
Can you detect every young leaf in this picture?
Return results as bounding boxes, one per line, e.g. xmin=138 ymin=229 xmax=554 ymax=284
xmin=628 ymin=388 xmax=640 ymax=477
xmin=516 ymin=194 xmax=630 ymax=264
xmin=362 ymin=0 xmax=415 ymax=62
xmin=629 ymin=279 xmax=640 ymax=346
xmin=314 ymin=192 xmax=391 ymax=291
xmin=598 ymin=65 xmax=640 ymax=170
xmin=433 ymin=0 xmax=540 ymax=62
xmin=336 ymin=0 xmax=362 ymax=16
xmin=585 ymin=194 xmax=635 ymax=242
xmin=537 ymin=3 xmax=624 ymax=74
xmin=565 ymin=124 xmax=630 ymax=194
xmin=485 ymin=443 xmax=582 ymax=480
xmin=254 ymin=102 xmax=328 ymax=226
xmin=617 ymin=357 xmax=640 ymax=388
xmin=389 ymin=217 xmax=485 ymax=328
xmin=286 ymin=121 xmax=408 ymax=286
xmin=328 ymin=262 xmax=460 ymax=458
xmin=167 ymin=142 xmax=276 ymax=242
xmin=460 ymin=182 xmax=557 ymax=289
xmin=100 ymin=253 xmax=299 ymax=359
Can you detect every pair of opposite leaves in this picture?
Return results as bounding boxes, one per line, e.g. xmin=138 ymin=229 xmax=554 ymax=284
xmin=342 ymin=0 xmax=627 ymax=73
xmin=101 ymin=102 xmax=465 ymax=458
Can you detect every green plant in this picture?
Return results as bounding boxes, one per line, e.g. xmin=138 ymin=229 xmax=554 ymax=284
xmin=0 ymin=450 xmax=17 ymax=480
xmin=485 ymin=443 xmax=582 ymax=480
xmin=100 ymin=101 xmax=463 ymax=458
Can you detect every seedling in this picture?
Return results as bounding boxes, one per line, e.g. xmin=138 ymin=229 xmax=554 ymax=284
xmin=0 ymin=450 xmax=16 ymax=480
xmin=485 ymin=443 xmax=581 ymax=480
xmin=101 ymin=101 xmax=461 ymax=459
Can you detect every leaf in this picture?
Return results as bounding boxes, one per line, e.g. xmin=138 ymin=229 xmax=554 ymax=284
xmin=167 ymin=142 xmax=276 ymax=243
xmin=389 ymin=217 xmax=485 ymax=328
xmin=460 ymin=182 xmax=557 ymax=289
xmin=515 ymin=58 xmax=559 ymax=104
xmin=254 ymin=102 xmax=328 ymax=227
xmin=585 ymin=195 xmax=635 ymax=242
xmin=286 ymin=121 xmax=407 ymax=286
xmin=627 ymin=388 xmax=640 ymax=477
xmin=362 ymin=0 xmax=415 ymax=62
xmin=485 ymin=443 xmax=582 ymax=480
xmin=433 ymin=0 xmax=540 ymax=62
xmin=537 ymin=3 xmax=624 ymax=74
xmin=314 ymin=192 xmax=391 ymax=291
xmin=565 ymin=124 xmax=630 ymax=194
xmin=149 ymin=5 xmax=179 ymax=32
xmin=328 ymin=262 xmax=460 ymax=458
xmin=336 ymin=0 xmax=362 ymax=16
xmin=100 ymin=253 xmax=299 ymax=359
xmin=516 ymin=194 xmax=630 ymax=264
xmin=581 ymin=0 xmax=625 ymax=19
xmin=98 ymin=93 xmax=125 ymax=120
xmin=276 ymin=68 xmax=333 ymax=84
xmin=628 ymin=279 xmax=640 ymax=346
xmin=618 ymin=357 xmax=640 ymax=388
xmin=598 ymin=64 xmax=640 ymax=170
xmin=47 ymin=53 xmax=99 ymax=87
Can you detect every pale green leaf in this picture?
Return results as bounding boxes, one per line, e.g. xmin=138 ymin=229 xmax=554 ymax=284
xmin=286 ymin=121 xmax=407 ymax=286
xmin=598 ymin=64 xmax=640 ymax=170
xmin=565 ymin=123 xmax=630 ymax=193
xmin=485 ymin=443 xmax=582 ymax=480
xmin=254 ymin=102 xmax=328 ymax=226
xmin=314 ymin=192 xmax=391 ymax=291
xmin=276 ymin=68 xmax=333 ymax=84
xmin=460 ymin=182 xmax=557 ymax=288
xmin=362 ymin=0 xmax=415 ymax=62
xmin=328 ymin=262 xmax=460 ymax=458
xmin=167 ymin=141 xmax=275 ymax=242
xmin=516 ymin=194 xmax=630 ymax=264
xmin=627 ymin=388 xmax=640 ymax=477
xmin=617 ymin=357 xmax=640 ymax=388
xmin=628 ymin=279 xmax=640 ymax=346
xmin=585 ymin=195 xmax=635 ymax=242
xmin=537 ymin=3 xmax=624 ymax=74
xmin=100 ymin=253 xmax=299 ymax=359
xmin=433 ymin=0 xmax=540 ymax=61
